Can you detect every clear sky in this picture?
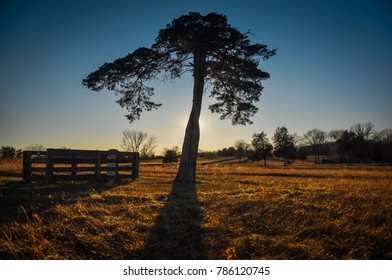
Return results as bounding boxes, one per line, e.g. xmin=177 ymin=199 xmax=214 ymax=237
xmin=1 ymin=0 xmax=391 ymax=154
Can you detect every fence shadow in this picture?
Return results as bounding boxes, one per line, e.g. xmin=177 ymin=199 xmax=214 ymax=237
xmin=141 ymin=182 xmax=205 ymax=259
xmin=0 ymin=177 xmax=131 ymax=225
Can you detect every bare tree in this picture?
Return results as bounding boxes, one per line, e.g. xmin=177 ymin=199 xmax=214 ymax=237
xmin=351 ymin=122 xmax=375 ymax=140
xmin=303 ymin=128 xmax=327 ymax=163
xmin=374 ymin=129 xmax=392 ymax=143
xmin=292 ymin=133 xmax=305 ymax=149
xmin=25 ymin=144 xmax=46 ymax=151
xmin=121 ymin=129 xmax=157 ymax=159
xmin=329 ymin=129 xmax=345 ymax=141
xmin=234 ymin=139 xmax=250 ymax=162
xmin=139 ymin=135 xmax=157 ymax=159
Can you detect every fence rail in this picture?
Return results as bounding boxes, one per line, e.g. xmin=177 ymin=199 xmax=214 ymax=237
xmin=23 ymin=149 xmax=139 ymax=182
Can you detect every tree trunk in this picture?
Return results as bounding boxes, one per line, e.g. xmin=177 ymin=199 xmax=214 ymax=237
xmin=175 ymin=53 xmax=205 ymax=183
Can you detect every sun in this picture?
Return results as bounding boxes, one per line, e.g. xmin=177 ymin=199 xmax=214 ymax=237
xmin=181 ymin=115 xmax=206 ymax=131
xmin=199 ymin=117 xmax=205 ymax=130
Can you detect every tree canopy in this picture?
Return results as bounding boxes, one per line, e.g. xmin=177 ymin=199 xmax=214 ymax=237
xmin=83 ymin=12 xmax=275 ymax=125
xmin=273 ymin=126 xmax=296 ymax=165
xmin=251 ymin=131 xmax=273 ymax=165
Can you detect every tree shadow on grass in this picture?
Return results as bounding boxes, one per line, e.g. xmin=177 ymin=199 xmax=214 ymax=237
xmin=141 ymin=182 xmax=205 ymax=259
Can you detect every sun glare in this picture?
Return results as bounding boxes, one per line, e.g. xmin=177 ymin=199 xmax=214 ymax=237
xmin=180 ymin=115 xmax=206 ymax=131
xmin=199 ymin=117 xmax=205 ymax=130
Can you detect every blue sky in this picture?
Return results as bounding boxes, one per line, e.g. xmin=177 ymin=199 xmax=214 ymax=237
xmin=1 ymin=0 xmax=391 ymax=153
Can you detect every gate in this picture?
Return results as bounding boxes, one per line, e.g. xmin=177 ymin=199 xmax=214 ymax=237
xmin=23 ymin=149 xmax=139 ymax=182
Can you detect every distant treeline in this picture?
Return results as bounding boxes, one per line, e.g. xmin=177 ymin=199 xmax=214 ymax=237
xmin=2 ymin=122 xmax=391 ymax=165
xmin=200 ymin=122 xmax=392 ymax=165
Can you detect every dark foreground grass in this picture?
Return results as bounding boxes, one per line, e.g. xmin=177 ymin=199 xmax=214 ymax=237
xmin=0 ymin=158 xmax=391 ymax=259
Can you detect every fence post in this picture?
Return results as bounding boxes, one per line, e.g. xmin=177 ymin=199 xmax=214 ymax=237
xmin=95 ymin=150 xmax=101 ymax=181
xmin=107 ymin=149 xmax=118 ymax=180
xmin=46 ymin=149 xmax=54 ymax=183
xmin=23 ymin=151 xmax=32 ymax=181
xmin=71 ymin=153 xmax=77 ymax=180
xmin=132 ymin=152 xmax=139 ymax=179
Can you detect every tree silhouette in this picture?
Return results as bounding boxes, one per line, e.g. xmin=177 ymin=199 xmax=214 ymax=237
xmin=1 ymin=146 xmax=17 ymax=158
xmin=120 ymin=129 xmax=157 ymax=160
xmin=234 ymin=139 xmax=250 ymax=162
xmin=162 ymin=148 xmax=179 ymax=164
xmin=273 ymin=126 xmax=296 ymax=165
xmin=351 ymin=122 xmax=375 ymax=141
xmin=251 ymin=131 xmax=273 ymax=166
xmin=336 ymin=130 xmax=356 ymax=163
xmin=303 ymin=128 xmax=327 ymax=164
xmin=83 ymin=12 xmax=275 ymax=183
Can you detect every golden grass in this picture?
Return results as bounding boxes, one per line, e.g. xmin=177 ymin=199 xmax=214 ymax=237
xmin=0 ymin=158 xmax=391 ymax=259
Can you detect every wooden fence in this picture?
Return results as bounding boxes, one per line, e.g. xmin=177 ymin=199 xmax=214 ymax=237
xmin=23 ymin=149 xmax=139 ymax=182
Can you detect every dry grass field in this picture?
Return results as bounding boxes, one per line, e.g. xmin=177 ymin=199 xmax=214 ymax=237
xmin=0 ymin=157 xmax=391 ymax=259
